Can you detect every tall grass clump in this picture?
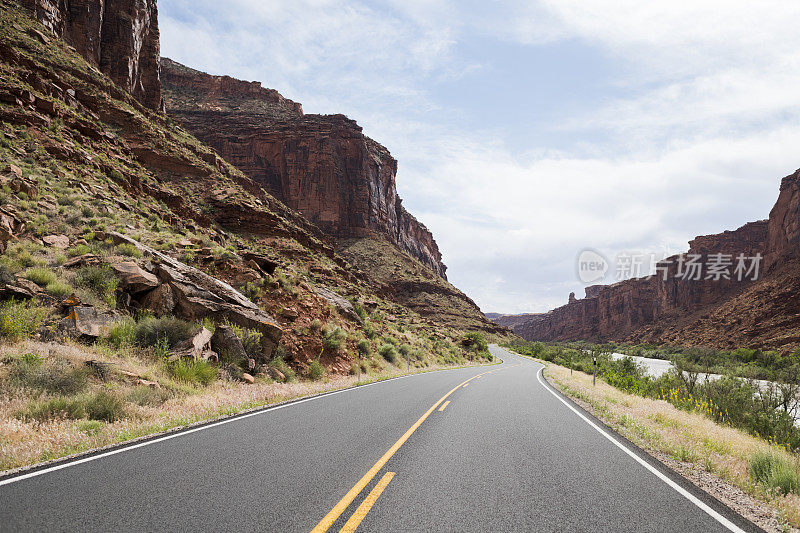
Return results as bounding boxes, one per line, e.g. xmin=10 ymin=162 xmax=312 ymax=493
xmin=167 ymin=359 xmax=217 ymax=386
xmin=0 ymin=299 xmax=49 ymax=340
xmin=8 ymin=358 xmax=88 ymax=394
xmin=749 ymin=450 xmax=800 ymax=496
xmin=23 ymin=267 xmax=56 ymax=287
xmin=75 ymin=265 xmax=118 ymax=306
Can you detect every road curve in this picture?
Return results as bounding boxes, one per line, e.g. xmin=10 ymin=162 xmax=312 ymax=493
xmin=0 ymin=346 xmax=759 ymax=532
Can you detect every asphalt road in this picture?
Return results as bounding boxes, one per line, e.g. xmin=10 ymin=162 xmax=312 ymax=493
xmin=0 ymin=345 xmax=759 ymax=532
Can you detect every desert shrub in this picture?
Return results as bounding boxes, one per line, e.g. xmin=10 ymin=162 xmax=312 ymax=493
xmin=363 ymin=321 xmax=376 ymax=339
xmin=750 ymin=450 xmax=800 ymax=495
xmin=24 ymin=266 xmax=56 ymax=286
xmin=322 ymin=325 xmax=347 ymax=353
xmin=67 ymin=244 xmax=91 ymax=257
xmin=16 ymin=396 xmax=85 ymax=422
xmin=243 ymin=281 xmax=263 ymax=301
xmin=75 ymin=265 xmax=118 ymax=305
xmin=309 ymin=319 xmax=322 ymax=332
xmin=462 ymin=332 xmax=488 ymax=352
xmin=352 ymin=301 xmax=367 ymax=321
xmin=227 ymin=322 xmax=263 ymax=357
xmin=0 ymin=299 xmax=49 ymax=340
xmin=106 ymin=317 xmax=137 ymax=348
xmin=399 ymin=344 xmax=413 ymax=359
xmin=8 ymin=359 xmax=88 ymax=395
xmin=126 ymin=386 xmax=171 ymax=407
xmin=269 ymin=354 xmax=297 ymax=383
xmin=308 ymin=360 xmax=326 ymax=381
xmin=378 ymin=343 xmax=399 ymax=364
xmin=356 ymin=339 xmax=371 ymax=356
xmin=84 ymin=391 xmax=127 ymax=422
xmin=167 ymin=359 xmax=218 ymax=386
xmin=134 ymin=316 xmax=195 ymax=349
xmin=115 ymin=242 xmax=143 ymax=259
xmin=384 ymin=336 xmax=399 ymax=346
xmin=45 ymin=280 xmax=73 ymax=298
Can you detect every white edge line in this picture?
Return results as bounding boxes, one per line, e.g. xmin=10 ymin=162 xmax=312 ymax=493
xmin=1 ymin=364 xmax=493 ymax=487
xmin=534 ymin=364 xmax=745 ymax=533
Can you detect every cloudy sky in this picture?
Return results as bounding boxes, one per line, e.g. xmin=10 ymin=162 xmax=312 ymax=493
xmin=160 ymin=0 xmax=800 ymax=314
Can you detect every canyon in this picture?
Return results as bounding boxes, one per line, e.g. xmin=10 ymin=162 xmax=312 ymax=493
xmin=20 ymin=0 xmax=162 ymax=111
xmin=500 ymin=170 xmax=800 ymax=353
xmin=160 ymin=59 xmax=447 ymax=279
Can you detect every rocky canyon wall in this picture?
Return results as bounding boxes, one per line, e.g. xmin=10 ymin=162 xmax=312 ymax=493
xmin=513 ymin=196 xmax=796 ymax=349
xmin=160 ymin=59 xmax=448 ymax=279
xmin=20 ymin=0 xmax=162 ymax=111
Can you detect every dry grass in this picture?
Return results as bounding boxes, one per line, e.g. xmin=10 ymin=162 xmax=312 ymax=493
xmin=0 ymin=339 xmax=493 ymax=474
xmin=543 ymin=362 xmax=800 ymax=531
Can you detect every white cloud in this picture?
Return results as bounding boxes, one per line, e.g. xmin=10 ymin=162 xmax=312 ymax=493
xmin=159 ymin=0 xmax=800 ymax=313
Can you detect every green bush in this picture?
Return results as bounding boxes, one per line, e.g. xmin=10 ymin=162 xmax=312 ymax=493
xmin=45 ymin=280 xmax=73 ymax=298
xmin=322 ymin=325 xmax=347 ymax=353
xmin=134 ymin=316 xmax=195 ymax=349
xmin=75 ymin=265 xmax=118 ymax=305
xmin=106 ymin=317 xmax=137 ymax=348
xmin=378 ymin=343 xmax=399 ymax=364
xmin=356 ymin=339 xmax=371 ymax=356
xmin=0 ymin=299 xmax=49 ymax=340
xmin=115 ymin=243 xmax=143 ymax=259
xmin=24 ymin=267 xmax=56 ymax=286
xmin=269 ymin=354 xmax=297 ymax=383
xmin=462 ymin=332 xmax=488 ymax=352
xmin=167 ymin=359 xmax=218 ymax=386
xmin=308 ymin=360 xmax=326 ymax=381
xmin=363 ymin=321 xmax=377 ymax=339
xmin=750 ymin=450 xmax=800 ymax=495
xmin=84 ymin=391 xmax=127 ymax=422
xmin=67 ymin=244 xmax=91 ymax=257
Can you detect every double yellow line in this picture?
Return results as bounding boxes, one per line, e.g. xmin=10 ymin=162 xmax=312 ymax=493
xmin=311 ymin=369 xmax=494 ymax=532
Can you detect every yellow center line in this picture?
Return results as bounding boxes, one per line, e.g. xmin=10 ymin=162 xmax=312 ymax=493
xmin=339 ymin=472 xmax=396 ymax=533
xmin=438 ymin=401 xmax=451 ymax=412
xmin=311 ymin=370 xmax=490 ymax=532
xmin=462 ymin=383 xmax=469 ymax=388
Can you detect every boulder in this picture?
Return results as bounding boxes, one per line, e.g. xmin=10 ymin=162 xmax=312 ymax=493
xmin=42 ymin=234 xmax=70 ymax=249
xmin=138 ymin=283 xmax=175 ymax=317
xmin=65 ymin=305 xmax=113 ymax=337
xmin=63 ymin=253 xmax=100 ymax=268
xmin=9 ymin=176 xmax=38 ymax=199
xmin=241 ymin=373 xmax=255 ymax=384
xmin=109 ymin=232 xmax=283 ymax=359
xmin=314 ymin=286 xmax=362 ymax=324
xmin=281 ymin=307 xmax=299 ymax=321
xmin=269 ymin=367 xmax=285 ymax=382
xmin=241 ymin=252 xmax=279 ymax=275
xmin=111 ymin=261 xmax=159 ymax=293
xmin=210 ymin=325 xmax=247 ymax=363
xmin=168 ymin=327 xmax=213 ymax=362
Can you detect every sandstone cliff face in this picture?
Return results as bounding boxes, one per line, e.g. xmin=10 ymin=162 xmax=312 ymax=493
xmin=514 ymin=209 xmax=798 ymax=350
xmin=21 ymin=0 xmax=162 ymax=111
xmin=160 ymin=59 xmax=448 ymax=279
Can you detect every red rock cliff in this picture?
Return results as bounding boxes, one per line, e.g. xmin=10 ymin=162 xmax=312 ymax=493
xmin=160 ymin=59 xmax=447 ymax=279
xmin=517 ymin=217 xmax=775 ymax=347
xmin=20 ymin=0 xmax=163 ymax=111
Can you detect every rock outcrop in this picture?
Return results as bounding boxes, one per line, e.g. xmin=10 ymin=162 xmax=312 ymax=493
xmin=21 ymin=0 xmax=163 ymax=111
xmin=160 ymin=59 xmax=447 ymax=279
xmin=510 ymin=173 xmax=800 ymax=352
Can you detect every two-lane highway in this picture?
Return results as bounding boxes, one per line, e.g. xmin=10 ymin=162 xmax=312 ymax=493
xmin=0 ymin=346 xmax=758 ymax=532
